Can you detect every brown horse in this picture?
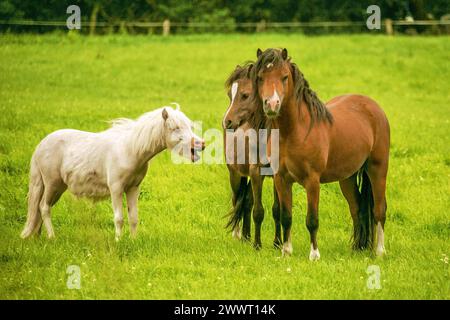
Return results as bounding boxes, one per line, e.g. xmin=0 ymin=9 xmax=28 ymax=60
xmin=249 ymin=48 xmax=390 ymax=260
xmin=223 ymin=63 xmax=281 ymax=249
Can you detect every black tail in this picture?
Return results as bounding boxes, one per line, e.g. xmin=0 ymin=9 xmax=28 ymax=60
xmin=225 ymin=177 xmax=252 ymax=231
xmin=352 ymin=163 xmax=375 ymax=250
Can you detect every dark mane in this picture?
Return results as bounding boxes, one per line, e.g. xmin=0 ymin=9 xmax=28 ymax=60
xmin=250 ymin=48 xmax=332 ymax=130
xmin=290 ymin=62 xmax=333 ymax=127
xmin=224 ymin=61 xmax=254 ymax=89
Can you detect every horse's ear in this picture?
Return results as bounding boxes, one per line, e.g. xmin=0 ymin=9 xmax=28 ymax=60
xmin=257 ymin=48 xmax=262 ymax=58
xmin=162 ymin=108 xmax=169 ymax=121
xmin=247 ymin=63 xmax=254 ymax=77
xmin=281 ymin=48 xmax=288 ymax=60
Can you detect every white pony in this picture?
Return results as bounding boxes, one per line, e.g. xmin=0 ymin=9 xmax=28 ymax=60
xmin=21 ymin=104 xmax=204 ymax=240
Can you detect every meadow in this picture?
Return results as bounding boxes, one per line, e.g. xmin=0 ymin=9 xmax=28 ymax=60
xmin=0 ymin=33 xmax=448 ymax=299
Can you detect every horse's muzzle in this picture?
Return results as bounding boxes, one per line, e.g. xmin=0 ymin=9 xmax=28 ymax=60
xmin=263 ymin=99 xmax=281 ymax=118
xmin=190 ymin=139 xmax=205 ymax=162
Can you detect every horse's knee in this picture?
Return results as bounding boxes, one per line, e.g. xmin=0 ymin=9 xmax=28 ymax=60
xmin=306 ymin=213 xmax=319 ymax=233
xmin=272 ymin=203 xmax=280 ymax=220
xmin=129 ymin=218 xmax=138 ymax=228
xmin=40 ymin=203 xmax=51 ymax=219
xmin=281 ymin=208 xmax=292 ymax=229
xmin=114 ymin=216 xmax=124 ymax=227
xmin=253 ymin=207 xmax=264 ymax=225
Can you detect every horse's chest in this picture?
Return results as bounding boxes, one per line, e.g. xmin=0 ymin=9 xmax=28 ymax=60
xmin=124 ymin=167 xmax=148 ymax=190
xmin=279 ymin=145 xmax=326 ymax=184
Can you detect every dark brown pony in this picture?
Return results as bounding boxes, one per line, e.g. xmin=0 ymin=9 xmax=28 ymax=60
xmin=223 ymin=63 xmax=281 ymax=249
xmin=250 ymin=48 xmax=390 ymax=260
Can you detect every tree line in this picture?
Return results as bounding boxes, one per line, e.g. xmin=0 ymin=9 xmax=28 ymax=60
xmin=0 ymin=0 xmax=448 ymax=34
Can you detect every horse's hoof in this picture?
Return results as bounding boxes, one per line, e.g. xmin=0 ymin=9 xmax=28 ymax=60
xmin=253 ymin=243 xmax=262 ymax=250
xmin=232 ymin=228 xmax=242 ymax=240
xmin=282 ymin=243 xmax=293 ymax=256
xmin=376 ymin=246 xmax=386 ymax=257
xmin=309 ymin=246 xmax=321 ymax=261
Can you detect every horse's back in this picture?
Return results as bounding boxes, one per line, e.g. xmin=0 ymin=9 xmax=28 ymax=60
xmin=34 ymin=129 xmax=96 ymax=163
xmin=33 ymin=129 xmax=106 ymax=180
xmin=327 ymin=94 xmax=388 ymax=124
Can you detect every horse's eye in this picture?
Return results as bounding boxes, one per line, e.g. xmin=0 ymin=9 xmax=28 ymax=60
xmin=241 ymin=93 xmax=249 ymax=100
xmin=282 ymin=75 xmax=288 ymax=83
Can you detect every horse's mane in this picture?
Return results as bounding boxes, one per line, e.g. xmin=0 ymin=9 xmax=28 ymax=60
xmin=108 ymin=104 xmax=189 ymax=156
xmin=250 ymin=48 xmax=332 ymax=131
xmin=224 ymin=61 xmax=254 ymax=89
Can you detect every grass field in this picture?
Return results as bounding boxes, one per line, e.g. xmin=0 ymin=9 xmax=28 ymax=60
xmin=0 ymin=33 xmax=449 ymax=300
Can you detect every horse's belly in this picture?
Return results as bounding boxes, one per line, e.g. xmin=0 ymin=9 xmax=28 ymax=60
xmin=321 ymin=149 xmax=369 ymax=183
xmin=65 ymin=172 xmax=110 ymax=201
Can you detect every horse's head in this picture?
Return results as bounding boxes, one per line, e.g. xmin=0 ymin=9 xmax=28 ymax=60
xmin=162 ymin=104 xmax=205 ymax=162
xmin=222 ymin=63 xmax=255 ymax=130
xmin=252 ymin=48 xmax=293 ymax=119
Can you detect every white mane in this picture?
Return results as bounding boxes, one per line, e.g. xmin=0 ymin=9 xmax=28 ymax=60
xmin=108 ymin=103 xmax=192 ymax=156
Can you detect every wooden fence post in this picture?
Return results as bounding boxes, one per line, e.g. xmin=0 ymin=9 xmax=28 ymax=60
xmin=163 ymin=19 xmax=170 ymax=36
xmin=256 ymin=19 xmax=266 ymax=32
xmin=89 ymin=4 xmax=100 ymax=35
xmin=385 ymin=19 xmax=393 ymax=35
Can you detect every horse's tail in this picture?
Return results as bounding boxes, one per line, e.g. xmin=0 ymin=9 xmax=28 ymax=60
xmin=352 ymin=161 xmax=375 ymax=250
xmin=21 ymin=157 xmax=44 ymax=239
xmin=225 ymin=177 xmax=252 ymax=232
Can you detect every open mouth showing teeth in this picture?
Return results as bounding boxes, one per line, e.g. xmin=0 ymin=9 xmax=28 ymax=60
xmin=191 ymin=148 xmax=200 ymax=162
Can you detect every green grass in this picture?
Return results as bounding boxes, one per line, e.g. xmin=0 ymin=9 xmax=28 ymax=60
xmin=0 ymin=33 xmax=449 ymax=300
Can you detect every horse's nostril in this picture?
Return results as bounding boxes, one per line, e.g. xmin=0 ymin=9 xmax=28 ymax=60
xmin=225 ymin=120 xmax=233 ymax=129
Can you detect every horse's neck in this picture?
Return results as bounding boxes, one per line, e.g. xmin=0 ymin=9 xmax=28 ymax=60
xmin=126 ymin=122 xmax=167 ymax=165
xmin=140 ymin=143 xmax=166 ymax=164
xmin=275 ymin=98 xmax=311 ymax=139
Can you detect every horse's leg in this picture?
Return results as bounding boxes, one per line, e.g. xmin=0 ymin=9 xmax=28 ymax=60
xmin=241 ymin=183 xmax=253 ymax=241
xmin=229 ymin=169 xmax=243 ymax=239
xmin=110 ymin=186 xmax=124 ymax=241
xmin=339 ymin=174 xmax=360 ymax=242
xmin=367 ymin=161 xmax=388 ymax=256
xmin=305 ymin=176 xmax=321 ymax=261
xmin=40 ymin=183 xmax=65 ymax=239
xmin=274 ymin=174 xmax=293 ymax=256
xmin=272 ymin=182 xmax=282 ymax=248
xmin=250 ymin=169 xmax=264 ymax=249
xmin=126 ymin=186 xmax=139 ymax=238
